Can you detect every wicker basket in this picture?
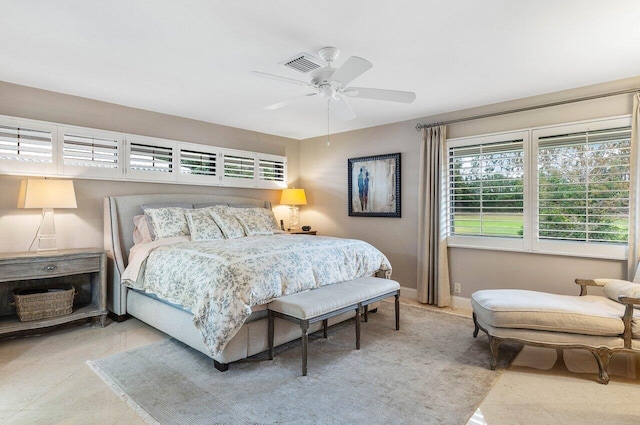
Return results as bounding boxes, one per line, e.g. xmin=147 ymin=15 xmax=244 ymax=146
xmin=13 ymin=285 xmax=75 ymax=322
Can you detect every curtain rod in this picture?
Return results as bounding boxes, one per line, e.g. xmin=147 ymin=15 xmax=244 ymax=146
xmin=415 ymin=87 xmax=640 ymax=131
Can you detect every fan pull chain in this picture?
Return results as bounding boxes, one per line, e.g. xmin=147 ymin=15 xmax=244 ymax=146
xmin=326 ymin=100 xmax=330 ymax=147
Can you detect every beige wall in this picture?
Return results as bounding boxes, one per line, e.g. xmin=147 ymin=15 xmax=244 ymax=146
xmin=3 ymin=77 xmax=640 ymax=298
xmin=300 ymin=76 xmax=640 ymax=297
xmin=0 ymin=82 xmax=299 ymax=253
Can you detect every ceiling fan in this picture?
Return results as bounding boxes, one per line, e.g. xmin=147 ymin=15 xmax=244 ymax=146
xmin=252 ymin=47 xmax=416 ymax=122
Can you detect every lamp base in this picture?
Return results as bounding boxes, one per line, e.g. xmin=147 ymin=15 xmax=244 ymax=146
xmin=288 ymin=206 xmax=300 ymax=231
xmin=37 ymin=208 xmax=58 ymax=254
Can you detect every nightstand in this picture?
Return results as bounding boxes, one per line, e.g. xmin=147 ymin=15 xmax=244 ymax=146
xmin=0 ymin=248 xmax=107 ymax=338
xmin=287 ymin=230 xmax=317 ymax=235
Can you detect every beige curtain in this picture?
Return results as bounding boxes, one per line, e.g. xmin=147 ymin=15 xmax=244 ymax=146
xmin=628 ymin=93 xmax=640 ymax=281
xmin=417 ymin=125 xmax=451 ymax=306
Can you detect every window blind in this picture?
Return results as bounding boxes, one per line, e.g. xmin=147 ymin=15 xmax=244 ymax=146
xmin=537 ymin=127 xmax=631 ymax=244
xmin=449 ymin=139 xmax=525 ymax=238
xmin=223 ymin=154 xmax=255 ymax=180
xmin=0 ymin=124 xmax=53 ymax=163
xmin=258 ymin=157 xmax=285 ymax=183
xmin=129 ymin=143 xmax=173 ymax=173
xmin=63 ymin=133 xmax=119 ymax=168
xmin=180 ymin=149 xmax=217 ymax=176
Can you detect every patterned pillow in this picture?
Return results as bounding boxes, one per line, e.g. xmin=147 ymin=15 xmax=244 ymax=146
xmin=233 ymin=207 xmax=281 ymax=236
xmin=143 ymin=207 xmax=190 ymax=240
xmin=185 ymin=208 xmax=224 ymax=241
xmin=209 ymin=206 xmax=245 ymax=239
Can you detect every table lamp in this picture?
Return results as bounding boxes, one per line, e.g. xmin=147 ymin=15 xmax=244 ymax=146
xmin=17 ymin=179 xmax=77 ymax=253
xmin=280 ymin=188 xmax=307 ymax=231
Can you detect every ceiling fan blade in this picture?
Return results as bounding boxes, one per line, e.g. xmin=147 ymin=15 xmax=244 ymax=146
xmin=343 ymin=87 xmax=416 ymax=103
xmin=329 ymin=56 xmax=372 ymax=88
xmin=330 ymin=97 xmax=357 ymax=122
xmin=251 ymin=71 xmax=314 ymax=88
xmin=264 ymin=93 xmax=318 ymax=110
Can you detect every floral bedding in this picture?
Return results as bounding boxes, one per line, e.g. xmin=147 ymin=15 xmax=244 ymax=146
xmin=124 ymin=234 xmax=392 ymax=355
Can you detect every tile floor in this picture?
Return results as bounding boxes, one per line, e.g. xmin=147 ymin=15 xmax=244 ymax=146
xmin=0 ymin=300 xmax=638 ymax=425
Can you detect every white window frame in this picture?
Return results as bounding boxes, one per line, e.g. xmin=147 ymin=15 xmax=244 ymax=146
xmin=447 ymin=116 xmax=631 ymax=260
xmin=0 ymin=116 xmax=57 ymax=175
xmin=59 ymin=125 xmax=124 ymax=179
xmin=177 ymin=142 xmax=222 ymax=185
xmin=447 ymin=130 xmax=529 ymax=251
xmin=221 ymin=149 xmax=258 ymax=188
xmin=0 ymin=114 xmax=289 ymax=190
xmin=532 ymin=116 xmax=631 ymax=259
xmin=125 ymin=135 xmax=178 ymax=183
xmin=256 ymin=152 xmax=287 ymax=189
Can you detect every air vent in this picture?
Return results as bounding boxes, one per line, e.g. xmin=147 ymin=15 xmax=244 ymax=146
xmin=281 ymin=53 xmax=325 ymax=74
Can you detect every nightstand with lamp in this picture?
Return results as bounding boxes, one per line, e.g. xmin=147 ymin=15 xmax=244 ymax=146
xmin=0 ymin=178 xmax=109 ymax=338
xmin=280 ymin=188 xmax=317 ymax=235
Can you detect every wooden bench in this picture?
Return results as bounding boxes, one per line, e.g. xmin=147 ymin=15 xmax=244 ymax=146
xmin=268 ymin=276 xmax=400 ymax=376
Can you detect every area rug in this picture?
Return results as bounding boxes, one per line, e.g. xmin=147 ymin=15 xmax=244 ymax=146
xmin=88 ymin=302 xmax=520 ymax=425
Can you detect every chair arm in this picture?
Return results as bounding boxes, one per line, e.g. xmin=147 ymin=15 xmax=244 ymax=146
xmin=575 ymin=278 xmax=606 ymax=296
xmin=619 ymin=296 xmax=640 ymax=348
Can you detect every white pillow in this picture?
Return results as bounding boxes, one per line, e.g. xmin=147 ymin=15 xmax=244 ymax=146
xmin=602 ymin=279 xmax=640 ymax=307
xmin=133 ymin=214 xmax=153 ymax=244
xmin=233 ymin=207 xmax=281 ymax=236
xmin=185 ymin=208 xmax=225 ymax=241
xmin=209 ymin=206 xmax=245 ymax=239
xmin=143 ymin=207 xmax=190 ymax=240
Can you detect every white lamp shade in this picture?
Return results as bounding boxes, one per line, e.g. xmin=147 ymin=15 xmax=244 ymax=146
xmin=280 ymin=188 xmax=307 ymax=206
xmin=17 ymin=179 xmax=77 ymax=209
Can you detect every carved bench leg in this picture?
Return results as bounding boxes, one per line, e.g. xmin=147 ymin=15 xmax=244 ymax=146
xmin=473 ymin=313 xmax=479 ymax=338
xmin=489 ymin=336 xmax=503 ymax=370
xmin=591 ymin=348 xmax=612 ymax=385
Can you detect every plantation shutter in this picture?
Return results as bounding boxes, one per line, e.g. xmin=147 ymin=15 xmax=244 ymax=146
xmin=180 ymin=148 xmax=217 ymax=176
xmin=448 ymin=139 xmax=525 ymax=238
xmin=537 ymin=126 xmax=631 ymax=244
xmin=257 ymin=155 xmax=286 ymax=188
xmin=0 ymin=119 xmax=55 ymax=174
xmin=221 ymin=152 xmax=256 ymax=187
xmin=126 ymin=136 xmax=176 ymax=182
xmin=129 ymin=143 xmax=173 ymax=172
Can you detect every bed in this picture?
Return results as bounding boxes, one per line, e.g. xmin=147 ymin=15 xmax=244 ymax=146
xmin=103 ymin=193 xmax=392 ymax=370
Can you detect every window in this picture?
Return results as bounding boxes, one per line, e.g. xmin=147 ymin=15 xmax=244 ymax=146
xmin=61 ymin=126 xmax=122 ymax=179
xmin=533 ymin=118 xmax=631 ymax=258
xmin=0 ymin=117 xmax=56 ymax=175
xmin=448 ymin=132 xmax=528 ymax=250
xmin=125 ymin=135 xmax=176 ymax=182
xmin=222 ymin=152 xmax=256 ymax=187
xmin=447 ymin=117 xmax=631 ymax=259
xmin=178 ymin=144 xmax=220 ymax=185
xmin=257 ymin=154 xmax=286 ymax=188
xmin=0 ymin=113 xmax=288 ymax=190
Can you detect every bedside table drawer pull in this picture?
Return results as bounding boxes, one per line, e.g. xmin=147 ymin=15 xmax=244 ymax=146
xmin=43 ymin=264 xmax=57 ymax=272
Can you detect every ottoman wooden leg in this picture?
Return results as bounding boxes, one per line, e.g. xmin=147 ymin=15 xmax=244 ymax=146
xmin=301 ymin=320 xmax=309 ymax=376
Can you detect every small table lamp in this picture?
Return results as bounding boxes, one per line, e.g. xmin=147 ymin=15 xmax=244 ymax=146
xmin=280 ymin=188 xmax=307 ymax=231
xmin=17 ymin=179 xmax=77 ymax=253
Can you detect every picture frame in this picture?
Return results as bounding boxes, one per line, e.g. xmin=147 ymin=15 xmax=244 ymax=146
xmin=348 ymin=152 xmax=401 ymax=217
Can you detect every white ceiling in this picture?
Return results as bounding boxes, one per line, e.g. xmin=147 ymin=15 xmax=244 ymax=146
xmin=1 ymin=1 xmax=640 ymax=140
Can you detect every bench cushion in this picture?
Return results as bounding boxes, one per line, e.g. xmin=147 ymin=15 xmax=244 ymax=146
xmin=269 ymin=277 xmax=400 ymax=320
xmin=472 ymin=289 xmax=625 ymax=337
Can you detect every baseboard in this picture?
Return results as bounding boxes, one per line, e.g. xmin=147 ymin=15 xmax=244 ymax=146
xmin=451 ymin=295 xmax=472 ymax=315
xmin=400 ymin=286 xmax=472 ymax=315
xmin=400 ymin=286 xmax=417 ymax=300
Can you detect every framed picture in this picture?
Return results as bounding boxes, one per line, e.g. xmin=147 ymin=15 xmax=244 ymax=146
xmin=348 ymin=152 xmax=401 ymax=217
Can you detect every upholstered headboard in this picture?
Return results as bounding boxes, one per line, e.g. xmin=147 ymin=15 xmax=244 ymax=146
xmin=103 ymin=193 xmax=271 ymax=316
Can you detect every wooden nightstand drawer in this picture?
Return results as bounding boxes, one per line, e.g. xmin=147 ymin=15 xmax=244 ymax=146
xmin=0 ymin=255 xmax=101 ymax=282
